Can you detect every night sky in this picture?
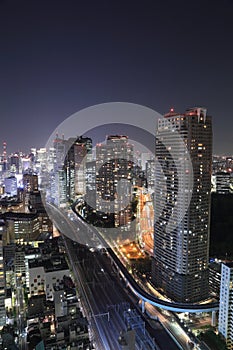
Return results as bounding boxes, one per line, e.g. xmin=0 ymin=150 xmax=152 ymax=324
xmin=0 ymin=0 xmax=233 ymax=154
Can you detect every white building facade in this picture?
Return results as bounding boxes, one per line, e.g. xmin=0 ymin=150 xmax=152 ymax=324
xmin=219 ymin=262 xmax=233 ymax=349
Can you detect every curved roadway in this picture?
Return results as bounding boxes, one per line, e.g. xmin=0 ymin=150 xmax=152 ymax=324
xmin=46 ymin=202 xmax=219 ymax=313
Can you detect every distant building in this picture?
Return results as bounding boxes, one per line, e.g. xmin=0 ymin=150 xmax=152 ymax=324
xmin=216 ymin=171 xmax=232 ymax=194
xmin=96 ymin=135 xmax=134 ymax=228
xmin=4 ymin=176 xmax=17 ymax=196
xmin=21 ymin=156 xmax=32 ymax=173
xmin=10 ymin=155 xmax=20 ymax=174
xmin=74 ymin=136 xmax=92 ymax=196
xmin=53 ymin=135 xmax=67 ymax=172
xmin=65 ymin=136 xmax=92 ymax=201
xmin=209 ymin=262 xmax=221 ymax=297
xmin=1 ymin=212 xmax=40 ymax=244
xmin=28 ymin=190 xmax=44 ymax=211
xmin=14 ymin=249 xmax=27 ymax=290
xmin=145 ymin=159 xmax=155 ymax=193
xmin=85 ymin=160 xmax=96 ymax=209
xmin=218 ymin=262 xmax=233 ymax=349
xmin=28 ymin=190 xmax=52 ymax=234
xmin=54 ymin=169 xmax=67 ymax=208
xmin=23 ymin=174 xmax=38 ymax=193
xmin=36 ymin=148 xmax=47 ymax=173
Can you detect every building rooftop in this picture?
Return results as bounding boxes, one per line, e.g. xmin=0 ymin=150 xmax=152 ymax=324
xmin=29 ymin=256 xmax=68 ymax=272
xmin=224 ymin=262 xmax=233 ymax=268
xmin=209 ymin=262 xmax=221 ymax=273
xmin=0 ymin=212 xmax=38 ymax=220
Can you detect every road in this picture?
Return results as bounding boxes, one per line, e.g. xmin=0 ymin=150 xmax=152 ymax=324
xmin=46 ymin=202 xmax=218 ymax=349
xmin=63 ymin=237 xmax=107 ymax=350
xmin=145 ymin=303 xmax=191 ymax=350
xmin=136 ymin=190 xmax=154 ymax=254
xmin=64 ymin=237 xmax=161 ymax=350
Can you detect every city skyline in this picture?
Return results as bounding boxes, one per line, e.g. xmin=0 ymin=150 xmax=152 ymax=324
xmin=0 ymin=0 xmax=233 ymax=154
xmin=0 ymin=112 xmax=231 ymax=349
xmin=0 ymin=1 xmax=233 ymax=348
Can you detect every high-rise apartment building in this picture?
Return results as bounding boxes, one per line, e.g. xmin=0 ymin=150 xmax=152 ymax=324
xmin=218 ymin=262 xmax=233 ymax=349
xmin=96 ymin=135 xmax=133 ymax=228
xmin=153 ymin=107 xmax=212 ymax=302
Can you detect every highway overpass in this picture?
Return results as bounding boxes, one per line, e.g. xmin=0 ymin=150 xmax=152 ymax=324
xmin=46 ymin=202 xmax=219 ymax=314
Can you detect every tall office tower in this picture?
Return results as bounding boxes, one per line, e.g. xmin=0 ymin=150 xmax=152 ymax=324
xmin=73 ymin=136 xmax=92 ymax=195
xmin=23 ymin=174 xmax=38 ymax=193
xmin=146 ymin=159 xmax=155 ymax=194
xmin=36 ymin=148 xmax=47 ymax=168
xmin=153 ymin=107 xmax=212 ymax=303
xmin=85 ymin=160 xmax=96 ymax=209
xmin=46 ymin=135 xmax=68 ymax=205
xmin=4 ymin=176 xmax=17 ymax=196
xmin=64 ymin=143 xmax=75 ymax=203
xmin=10 ymin=154 xmax=20 ymax=174
xmin=96 ymin=135 xmax=134 ymax=228
xmin=54 ymin=169 xmax=67 ymax=207
xmin=65 ymin=136 xmax=92 ymax=202
xmin=2 ymin=141 xmax=7 ymax=172
xmin=47 ymin=147 xmax=56 ymax=172
xmin=21 ymin=156 xmax=32 ymax=173
xmin=218 ymin=262 xmax=233 ymax=350
xmin=53 ymin=134 xmax=67 ymax=171
xmin=35 ymin=148 xmax=48 ymax=191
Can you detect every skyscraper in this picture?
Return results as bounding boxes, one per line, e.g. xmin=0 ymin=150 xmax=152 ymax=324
xmin=218 ymin=262 xmax=233 ymax=350
xmin=96 ymin=135 xmax=133 ymax=228
xmin=65 ymin=136 xmax=92 ymax=202
xmin=23 ymin=174 xmax=38 ymax=193
xmin=153 ymin=107 xmax=212 ymax=302
xmin=4 ymin=176 xmax=17 ymax=197
xmin=73 ymin=136 xmax=92 ymax=196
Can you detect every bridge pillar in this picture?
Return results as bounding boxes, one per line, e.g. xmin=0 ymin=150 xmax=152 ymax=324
xmin=211 ymin=310 xmax=217 ymax=327
xmin=141 ymin=300 xmax=145 ymax=313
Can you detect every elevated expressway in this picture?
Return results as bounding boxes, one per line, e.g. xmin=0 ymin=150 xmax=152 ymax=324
xmin=46 ymin=202 xmax=219 ymax=314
